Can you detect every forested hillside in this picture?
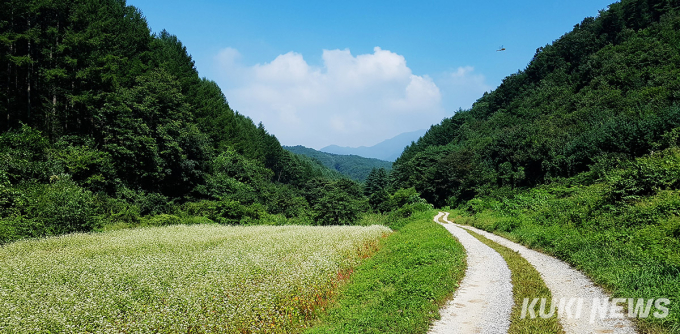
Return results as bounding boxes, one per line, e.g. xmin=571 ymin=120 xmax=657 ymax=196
xmin=284 ymin=145 xmax=392 ymax=182
xmin=0 ymin=0 xmax=376 ymax=242
xmin=394 ymin=0 xmax=680 ymax=206
xmin=393 ymin=0 xmax=680 ymax=331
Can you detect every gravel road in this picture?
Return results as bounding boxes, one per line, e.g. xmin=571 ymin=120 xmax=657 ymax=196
xmin=439 ymin=212 xmax=637 ymax=334
xmin=429 ymin=212 xmax=513 ymax=334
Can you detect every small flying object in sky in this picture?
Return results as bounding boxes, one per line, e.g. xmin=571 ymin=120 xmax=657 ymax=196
xmin=497 ymin=45 xmax=506 ymax=52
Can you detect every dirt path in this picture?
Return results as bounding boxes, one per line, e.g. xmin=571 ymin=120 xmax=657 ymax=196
xmin=437 ymin=212 xmax=637 ymax=334
xmin=429 ymin=212 xmax=513 ymax=334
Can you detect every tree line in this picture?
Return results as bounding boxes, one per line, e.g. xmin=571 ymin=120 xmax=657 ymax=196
xmin=283 ymin=145 xmax=392 ymax=182
xmin=0 ymin=0 xmax=431 ymax=243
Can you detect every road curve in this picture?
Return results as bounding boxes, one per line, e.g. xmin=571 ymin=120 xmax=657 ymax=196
xmin=442 ymin=213 xmax=637 ymax=334
xmin=429 ymin=212 xmax=513 ymax=334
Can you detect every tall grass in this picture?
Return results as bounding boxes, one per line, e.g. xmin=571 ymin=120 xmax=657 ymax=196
xmin=0 ymin=224 xmax=390 ymax=333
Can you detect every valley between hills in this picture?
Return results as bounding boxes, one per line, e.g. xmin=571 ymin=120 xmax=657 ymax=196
xmin=1 ymin=0 xmax=679 ymax=332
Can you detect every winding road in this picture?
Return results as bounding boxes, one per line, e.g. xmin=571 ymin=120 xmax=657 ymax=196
xmin=429 ymin=212 xmax=637 ymax=334
xmin=430 ymin=212 xmax=512 ymax=334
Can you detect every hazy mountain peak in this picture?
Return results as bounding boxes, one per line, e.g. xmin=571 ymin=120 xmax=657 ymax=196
xmin=320 ymin=129 xmax=427 ymax=161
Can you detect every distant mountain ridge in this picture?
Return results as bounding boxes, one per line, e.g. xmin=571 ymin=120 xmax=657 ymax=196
xmin=284 ymin=146 xmax=392 ymax=182
xmin=321 ymin=129 xmax=427 ymax=161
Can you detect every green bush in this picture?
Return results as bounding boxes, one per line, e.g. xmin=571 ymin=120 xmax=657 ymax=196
xmin=0 ymin=171 xmax=23 ymax=217
xmin=181 ymin=216 xmax=216 ymax=225
xmin=312 ymin=191 xmax=363 ymax=225
xmin=608 ymin=148 xmax=680 ymax=201
xmin=390 ymin=187 xmax=420 ymax=208
xmin=304 ymin=178 xmax=368 ymax=225
xmin=0 ymin=216 xmax=29 ymax=243
xmin=240 ymin=213 xmax=291 ymax=226
xmin=266 ymin=185 xmax=310 ymax=218
xmin=666 ymin=216 xmax=680 ymax=240
xmin=368 ymin=189 xmax=391 ymax=213
xmin=183 ymin=200 xmax=219 ymax=219
xmin=140 ymin=214 xmax=182 ymax=227
xmin=99 ymin=198 xmax=142 ymax=228
xmin=464 ymin=197 xmax=487 ymax=214
xmin=185 ymin=200 xmax=267 ymax=225
xmin=115 ymin=187 xmax=174 ymax=216
xmin=15 ymin=176 xmax=98 ymax=237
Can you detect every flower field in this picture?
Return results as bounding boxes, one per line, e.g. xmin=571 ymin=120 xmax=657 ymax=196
xmin=0 ymin=224 xmax=391 ymax=333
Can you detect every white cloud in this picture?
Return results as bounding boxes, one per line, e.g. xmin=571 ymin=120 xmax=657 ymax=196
xmin=213 ymin=47 xmax=487 ymax=149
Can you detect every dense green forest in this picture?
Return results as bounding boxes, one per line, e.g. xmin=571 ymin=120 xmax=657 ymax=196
xmin=0 ymin=0 xmax=433 ymax=244
xmin=394 ymin=0 xmax=680 ymax=206
xmin=393 ymin=0 xmax=680 ymax=331
xmin=284 ymin=145 xmax=392 ymax=182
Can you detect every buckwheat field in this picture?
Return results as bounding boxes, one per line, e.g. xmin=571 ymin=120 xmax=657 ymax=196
xmin=0 ymin=224 xmax=391 ymax=333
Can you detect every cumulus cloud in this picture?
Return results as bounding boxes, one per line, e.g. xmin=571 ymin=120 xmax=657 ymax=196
xmin=214 ymin=47 xmax=446 ymax=149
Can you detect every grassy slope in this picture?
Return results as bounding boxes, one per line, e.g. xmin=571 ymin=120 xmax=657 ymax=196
xmin=307 ymin=210 xmax=466 ymax=333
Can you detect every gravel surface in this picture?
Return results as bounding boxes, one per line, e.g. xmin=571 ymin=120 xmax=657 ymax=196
xmin=429 ymin=212 xmax=513 ymax=334
xmin=445 ymin=216 xmax=637 ymax=334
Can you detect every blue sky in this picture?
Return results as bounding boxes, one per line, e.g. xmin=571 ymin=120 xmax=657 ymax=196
xmin=128 ymin=0 xmax=616 ymax=149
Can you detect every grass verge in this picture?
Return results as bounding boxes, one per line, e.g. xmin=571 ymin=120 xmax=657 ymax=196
xmin=306 ymin=210 xmax=467 ymax=334
xmin=464 ymin=228 xmax=564 ymax=334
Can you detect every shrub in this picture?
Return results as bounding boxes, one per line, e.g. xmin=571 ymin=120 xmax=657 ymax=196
xmin=608 ymin=148 xmax=680 ymax=201
xmin=464 ymin=198 xmax=488 ymax=214
xmin=183 ymin=200 xmax=219 ymax=219
xmin=101 ymin=199 xmax=142 ymax=227
xmin=22 ymin=176 xmax=97 ymax=236
xmin=666 ymin=217 xmax=680 ymax=240
xmin=141 ymin=214 xmax=182 ymax=227
xmin=116 ymin=187 xmax=174 ymax=216
xmin=369 ymin=189 xmax=392 ymax=213
xmin=0 ymin=216 xmax=28 ymax=244
xmin=312 ymin=191 xmax=364 ymax=225
xmin=390 ymin=187 xmax=420 ymax=208
xmin=209 ymin=200 xmax=266 ymax=225
xmin=0 ymin=171 xmax=23 ymax=217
